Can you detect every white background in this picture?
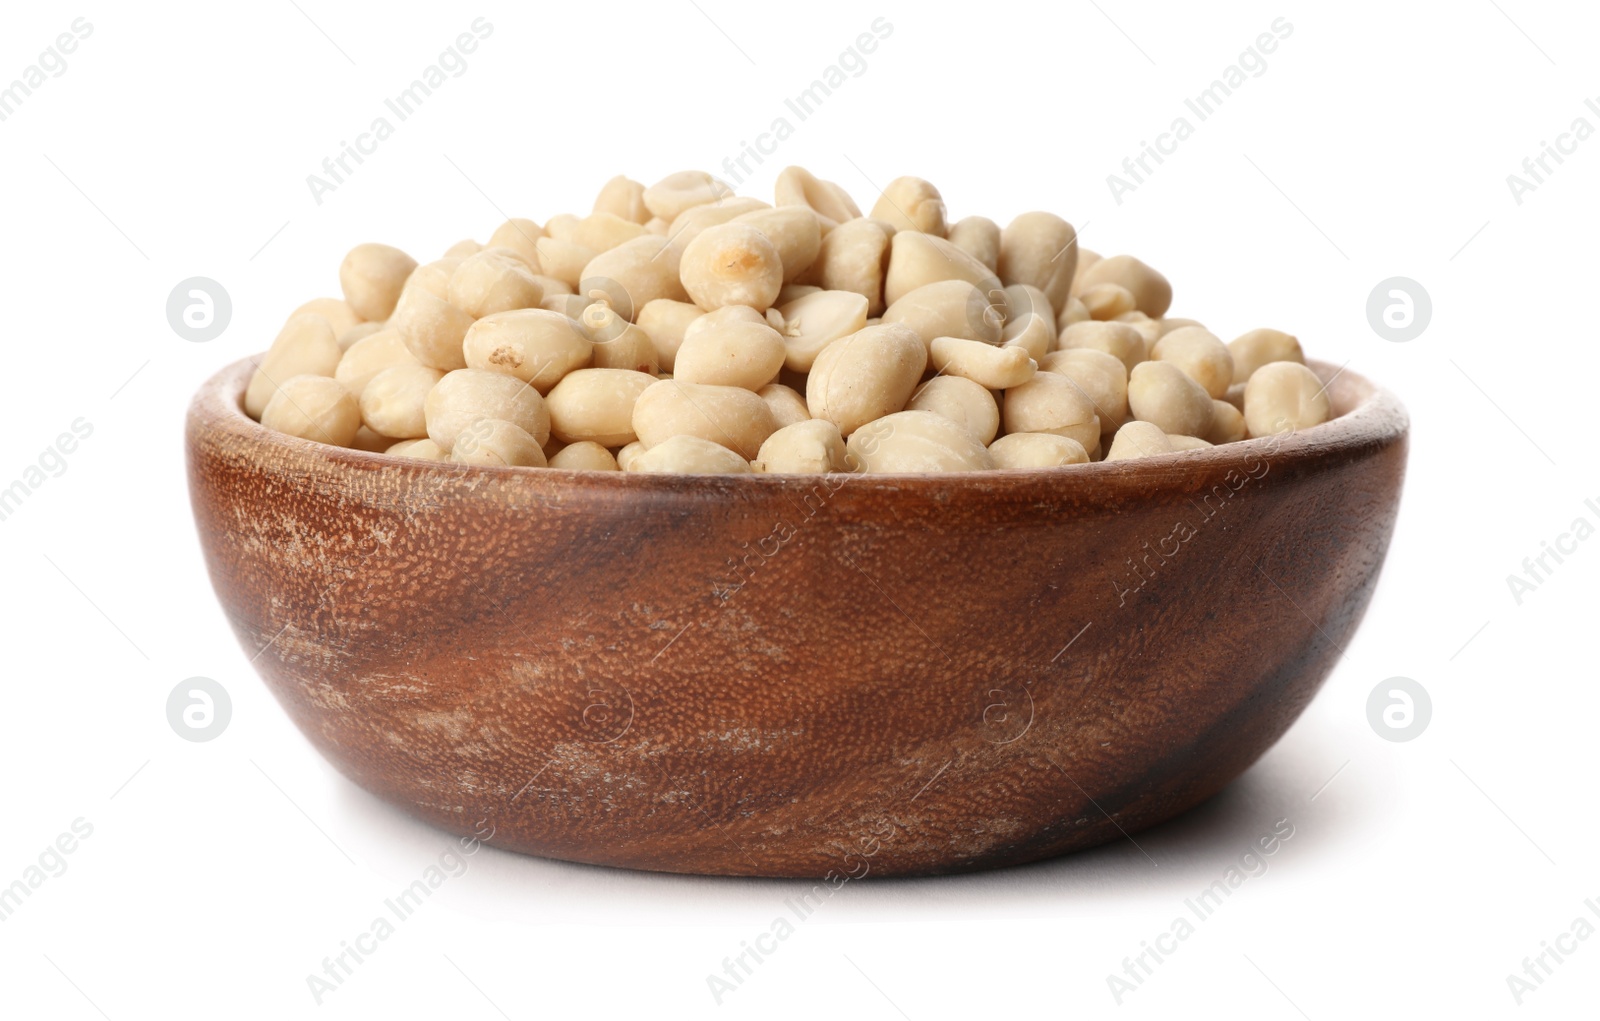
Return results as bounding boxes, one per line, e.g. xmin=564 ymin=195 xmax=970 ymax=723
xmin=1 ymin=1 xmax=1596 ymax=1017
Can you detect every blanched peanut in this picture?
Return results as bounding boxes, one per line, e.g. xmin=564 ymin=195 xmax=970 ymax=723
xmin=339 ymin=243 xmax=418 ymax=321
xmin=1229 ymin=328 xmax=1304 ymax=384
xmin=774 ymin=166 xmax=861 ymax=227
xmin=387 ymin=437 xmax=447 ymax=460
xmin=680 ymin=223 xmax=784 ymax=312
xmin=1152 ymin=326 xmax=1234 ymax=398
xmin=906 ymin=375 xmax=1000 ymax=444
xmin=1128 ymin=361 xmax=1214 ymax=437
xmin=425 ymin=368 xmax=550 ymax=450
xmin=535 ymin=236 xmax=598 ymax=290
xmin=463 ymin=309 xmax=592 ymax=392
xmin=1056 ymin=296 xmax=1091 ymax=332
xmin=580 ymin=234 xmax=689 ymax=320
xmin=757 ymin=383 xmax=811 ymax=428
xmin=806 ymin=323 xmax=927 ymax=435
xmin=392 ymin=285 xmax=474 ymax=371
xmin=567 ymin=212 xmax=647 ymax=253
xmin=360 ymin=364 xmax=444 ymax=438
xmin=1115 ymin=310 xmax=1163 ymax=352
xmin=447 ymin=248 xmax=544 ymax=318
xmin=532 ymin=274 xmax=573 ymax=297
xmin=753 ymin=419 xmax=849 ymax=473
xmin=1001 ymin=283 xmax=1052 ymax=324
xmin=846 ymin=410 xmax=994 ymax=473
xmin=1158 ymin=317 xmax=1205 ymax=337
xmin=261 ymin=375 xmax=361 ymax=447
xmin=882 ymin=280 xmax=1000 ymax=346
xmin=1002 ymin=372 xmax=1101 ymax=450
xmin=549 ymin=440 xmax=619 ymax=471
xmin=1070 ymin=249 xmax=1102 ymax=297
xmin=1078 ymin=255 xmax=1172 ymax=318
xmin=1205 ymin=399 xmax=1247 ymax=444
xmin=246 ymin=314 xmax=342 ymax=417
xmin=865 ymin=214 xmax=899 ymax=239
xmin=406 ymin=258 xmax=464 ymax=300
xmin=998 ymin=212 xmax=1077 ymax=311
xmin=287 ymin=297 xmax=362 ymax=337
xmin=882 ymin=230 xmax=1001 ymax=307
xmin=349 ymin=426 xmax=390 ymax=452
xmin=486 ymin=219 xmax=545 ymax=267
xmin=1105 ymin=420 xmax=1174 ymax=462
xmin=545 ymin=367 xmax=655 ymax=446
xmin=592 ymin=327 xmax=659 ymax=375
xmin=615 ymin=441 xmax=645 ymax=471
xmin=338 ymin=321 xmax=386 ymax=350
xmin=578 ymin=301 xmax=659 ymax=375
xmin=541 ymin=293 xmax=587 ymax=317
xmin=252 ymin=166 xmax=1337 ymax=472
xmin=593 ymin=176 xmax=650 ymax=224
xmin=1002 ymin=313 xmax=1054 ymax=362
xmin=930 ymin=336 xmax=1037 ymax=389
xmin=1243 ymin=361 xmax=1329 ymax=436
xmin=870 ymin=176 xmax=947 ymax=236
xmin=1080 ymin=283 xmax=1138 ymax=320
xmin=673 ymin=306 xmax=784 ymax=389
xmin=632 ymin=379 xmax=777 ymax=459
xmin=988 ymin=432 xmax=1089 ymax=469
xmin=544 ymin=215 xmax=580 ymax=241
xmin=1058 ymin=320 xmax=1146 ymax=374
xmin=947 ymin=216 xmax=1001 ymax=272
xmin=643 ymin=170 xmax=733 ymax=221
xmin=629 ymin=434 xmax=752 ymax=474
xmin=667 ymin=197 xmax=770 ymax=248
xmin=450 ymin=418 xmax=546 ymax=467
xmin=1038 ymin=348 xmax=1129 ymax=434
xmin=732 ymin=206 xmax=822 ymax=281
xmin=797 ymin=218 xmax=891 ymax=315
xmin=544 ymin=211 xmax=582 ymax=238
xmin=775 ymin=290 xmax=869 ymax=371
xmin=636 ymin=298 xmax=704 ymax=373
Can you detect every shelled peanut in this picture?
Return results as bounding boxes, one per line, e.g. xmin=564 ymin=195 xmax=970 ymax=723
xmin=242 ymin=168 xmax=1332 ymax=473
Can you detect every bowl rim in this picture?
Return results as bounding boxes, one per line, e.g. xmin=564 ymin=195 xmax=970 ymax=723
xmin=188 ymin=355 xmax=1408 ymax=494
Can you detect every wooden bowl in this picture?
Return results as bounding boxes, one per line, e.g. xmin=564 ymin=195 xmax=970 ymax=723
xmin=187 ymin=358 xmax=1407 ymax=878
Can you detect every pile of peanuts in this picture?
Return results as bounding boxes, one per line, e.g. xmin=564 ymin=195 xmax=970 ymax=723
xmin=245 ymin=167 xmax=1331 ymax=473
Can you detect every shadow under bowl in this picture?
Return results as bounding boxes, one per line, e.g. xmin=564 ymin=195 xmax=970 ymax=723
xmin=187 ymin=358 xmax=1407 ymax=878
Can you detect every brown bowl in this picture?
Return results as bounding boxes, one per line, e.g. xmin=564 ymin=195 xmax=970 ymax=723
xmin=187 ymin=357 xmax=1407 ymax=878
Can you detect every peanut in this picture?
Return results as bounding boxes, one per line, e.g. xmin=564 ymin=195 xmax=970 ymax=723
xmin=628 ymin=434 xmax=752 ymax=474
xmin=806 ymin=323 xmax=927 ymax=435
xmin=679 ymin=223 xmax=784 ymax=312
xmin=753 ymin=419 xmax=849 ymax=473
xmin=1243 ymin=361 xmax=1329 ymax=436
xmin=424 ymin=368 xmax=550 ymax=450
xmin=845 ymin=410 xmax=994 ymax=473
xmin=246 ymin=314 xmax=342 ymax=418
xmin=339 ymin=243 xmax=417 ymax=321
xmin=988 ymin=432 xmax=1089 ymax=469
xmin=261 ymin=375 xmax=361 ymax=447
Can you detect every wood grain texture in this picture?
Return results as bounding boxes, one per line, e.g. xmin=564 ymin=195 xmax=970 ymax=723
xmin=186 ymin=358 xmax=1408 ymax=877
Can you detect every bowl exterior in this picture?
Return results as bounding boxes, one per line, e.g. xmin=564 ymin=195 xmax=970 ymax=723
xmin=188 ymin=359 xmax=1406 ymax=877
